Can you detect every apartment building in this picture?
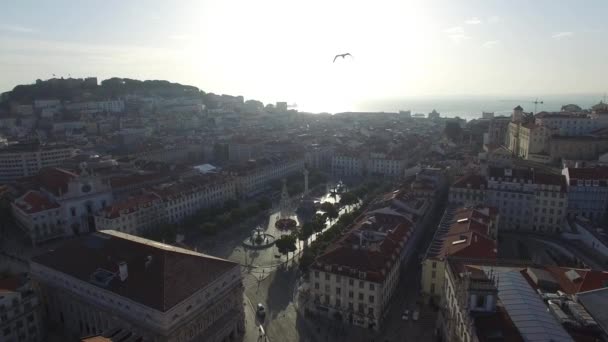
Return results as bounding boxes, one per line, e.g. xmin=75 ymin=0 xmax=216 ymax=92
xmin=562 ymin=167 xmax=608 ymax=222
xmin=535 ymin=111 xmax=604 ymax=136
xmin=0 ymin=274 xmax=45 ymax=342
xmin=227 ymin=155 xmax=305 ymax=198
xmin=308 ymin=216 xmax=412 ymax=330
xmin=96 ymin=174 xmax=237 ymax=233
xmin=367 ymin=152 xmax=405 ymax=177
xmin=95 ymin=174 xmax=237 ymax=234
xmin=30 ymin=230 xmax=244 ymax=342
xmin=94 ymin=193 xmax=164 ymax=236
xmin=0 ymin=142 xmax=77 ymax=183
xmin=332 ymin=151 xmax=406 ymax=178
xmin=450 ymin=167 xmax=567 ymax=233
xmin=331 ymin=153 xmax=364 ymax=177
xmin=307 ymin=187 xmax=435 ymax=330
xmin=421 ymin=206 xmax=498 ymax=301
xmin=485 ymin=116 xmax=511 ymax=147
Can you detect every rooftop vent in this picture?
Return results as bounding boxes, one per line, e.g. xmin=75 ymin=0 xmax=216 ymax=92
xmin=90 ymin=268 xmax=115 ymax=287
xmin=118 ymin=261 xmax=128 ymax=282
xmin=565 ymin=269 xmax=582 ymax=282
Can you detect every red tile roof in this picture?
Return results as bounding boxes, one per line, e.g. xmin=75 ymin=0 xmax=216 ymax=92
xmin=38 ymin=167 xmax=78 ymax=196
xmin=102 ymin=193 xmax=161 ymax=219
xmin=14 ymin=190 xmax=60 ymax=214
xmin=543 ymin=266 xmax=608 ymax=294
xmin=567 ymin=167 xmax=608 ymax=181
xmin=31 ymin=231 xmax=238 ymax=312
xmin=428 ymin=207 xmax=498 ymax=261
xmin=312 ymin=221 xmax=412 ymax=283
xmin=452 ymin=174 xmax=487 ymax=189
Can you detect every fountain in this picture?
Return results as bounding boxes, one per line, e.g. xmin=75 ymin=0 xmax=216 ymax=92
xmin=242 ymin=226 xmax=276 ymax=249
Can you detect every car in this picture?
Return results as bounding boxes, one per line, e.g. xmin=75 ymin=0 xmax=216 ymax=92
xmin=401 ymin=309 xmax=409 ymax=320
xmin=412 ymin=309 xmax=420 ymax=321
xmin=257 ymin=303 xmax=266 ymax=316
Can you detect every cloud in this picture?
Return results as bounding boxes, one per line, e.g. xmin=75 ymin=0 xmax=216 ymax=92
xmin=0 ymin=25 xmax=37 ymax=33
xmin=482 ymin=40 xmax=500 ymax=48
xmin=168 ymin=34 xmax=192 ymax=41
xmin=444 ymin=26 xmax=464 ymax=34
xmin=487 ymin=16 xmax=501 ymax=24
xmin=465 ymin=17 xmax=482 ymax=25
xmin=448 ymin=34 xmax=471 ymax=43
xmin=444 ymin=27 xmax=470 ymax=43
xmin=552 ymin=31 xmax=573 ymax=39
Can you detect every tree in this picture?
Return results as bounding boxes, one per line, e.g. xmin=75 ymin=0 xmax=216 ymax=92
xmin=339 ymin=192 xmax=358 ymax=207
xmin=200 ymin=222 xmax=219 ymax=235
xmin=320 ymin=202 xmax=339 ymax=222
xmin=298 ymin=223 xmax=315 ymax=248
xmin=312 ymin=213 xmax=326 ymax=233
xmin=257 ymin=196 xmax=272 ymax=211
xmin=276 ymin=234 xmax=297 ymax=260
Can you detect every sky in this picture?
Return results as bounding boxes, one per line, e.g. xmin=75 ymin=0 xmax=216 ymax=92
xmin=1 ymin=0 xmax=607 ymax=113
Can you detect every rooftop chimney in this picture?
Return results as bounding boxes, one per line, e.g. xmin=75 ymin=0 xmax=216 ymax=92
xmin=118 ymin=261 xmax=128 ymax=281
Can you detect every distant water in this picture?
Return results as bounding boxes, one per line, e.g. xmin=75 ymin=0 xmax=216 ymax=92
xmin=334 ymin=94 xmax=606 ymax=121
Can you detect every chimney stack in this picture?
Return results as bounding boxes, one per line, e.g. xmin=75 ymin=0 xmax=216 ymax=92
xmin=118 ymin=261 xmax=128 ymax=281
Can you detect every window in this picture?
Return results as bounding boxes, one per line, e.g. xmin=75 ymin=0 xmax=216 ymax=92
xmin=368 ymin=307 xmax=374 ymax=315
xmin=358 ymin=303 xmax=364 ymax=313
xmin=430 ymin=283 xmax=436 ymax=294
xmin=348 ymin=279 xmax=354 ymax=286
xmin=325 ymin=285 xmax=330 ymax=292
xmin=336 ymin=287 xmax=341 ymax=295
xmin=359 ymin=281 xmax=364 ymax=289
xmin=369 ymin=295 xmax=375 ymax=303
xmin=432 ymin=271 xmax=436 ymax=279
xmin=369 ymin=283 xmax=375 ymax=291
xmin=325 ymin=273 xmax=330 ymax=281
xmin=314 ymin=282 xmax=319 ymax=290
xmin=476 ymin=295 xmax=486 ymax=308
xmin=348 ymin=291 xmax=353 ymax=299
xmin=359 ymin=293 xmax=364 ymax=300
xmin=314 ymin=271 xmax=319 ymax=278
xmin=432 ymin=261 xmax=437 ymax=269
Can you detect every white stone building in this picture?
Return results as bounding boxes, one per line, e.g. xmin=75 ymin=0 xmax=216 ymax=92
xmin=450 ymin=167 xmax=568 ymax=233
xmin=11 ymin=166 xmax=113 ymax=244
xmin=0 ymin=142 xmax=77 ymax=183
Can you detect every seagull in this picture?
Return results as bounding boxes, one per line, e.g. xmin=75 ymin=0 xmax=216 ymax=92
xmin=333 ymin=53 xmax=353 ymax=63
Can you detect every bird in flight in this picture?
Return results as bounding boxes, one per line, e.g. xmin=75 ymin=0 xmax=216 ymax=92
xmin=333 ymin=53 xmax=353 ymax=63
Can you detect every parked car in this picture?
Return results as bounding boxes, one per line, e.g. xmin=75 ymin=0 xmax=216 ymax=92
xmin=401 ymin=309 xmax=409 ymax=320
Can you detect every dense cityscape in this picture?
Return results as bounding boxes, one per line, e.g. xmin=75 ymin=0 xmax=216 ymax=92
xmin=0 ymin=75 xmax=607 ymax=342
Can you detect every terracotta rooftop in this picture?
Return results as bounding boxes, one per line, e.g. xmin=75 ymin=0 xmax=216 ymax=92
xmin=312 ymin=219 xmax=412 ymax=283
xmin=38 ymin=167 xmax=79 ymax=196
xmin=427 ymin=206 xmax=498 ymax=261
xmin=31 ymin=230 xmax=238 ymax=312
xmin=13 ymin=190 xmax=60 ymax=214
xmin=102 ymin=193 xmax=162 ymax=219
xmin=488 ymin=167 xmax=566 ymax=190
xmin=452 ymin=174 xmax=487 ymax=189
xmin=566 ymin=167 xmax=608 ymax=184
